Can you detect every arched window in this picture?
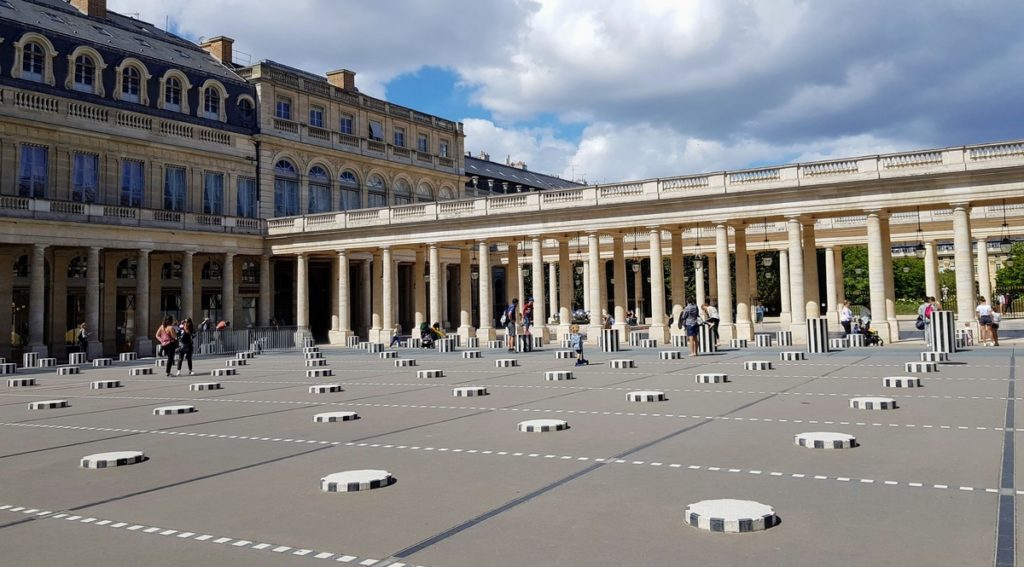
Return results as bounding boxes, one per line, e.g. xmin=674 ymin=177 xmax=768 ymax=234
xmin=161 ymin=261 xmax=183 ymax=280
xmin=201 ymin=261 xmax=222 ymax=281
xmin=308 ymin=166 xmax=331 ymax=213
xmin=203 ymin=87 xmax=221 ymax=120
xmin=394 ymin=179 xmax=412 ymax=206
xmin=164 ymin=76 xmax=183 ymax=111
xmin=274 ymin=159 xmax=299 ymax=216
xmin=241 ymin=260 xmax=259 ymax=284
xmin=416 ymin=182 xmax=435 ymax=203
xmin=22 ymin=42 xmax=45 ymax=81
xmin=339 ymin=171 xmax=361 ymax=211
xmin=121 ymin=66 xmax=141 ymax=102
xmin=367 ymin=174 xmax=387 ymax=208
xmin=67 ymin=256 xmax=88 ymax=278
xmin=73 ymin=55 xmax=96 ymax=93
xmin=116 ymin=258 xmax=137 ymax=279
xmin=438 ymin=186 xmax=456 ymax=201
xmin=237 ymin=96 xmax=255 ymax=126
xmin=13 ymin=255 xmax=29 ymax=278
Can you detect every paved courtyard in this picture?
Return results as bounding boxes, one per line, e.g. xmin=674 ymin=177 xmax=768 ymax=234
xmin=0 ymin=334 xmax=1019 ymax=566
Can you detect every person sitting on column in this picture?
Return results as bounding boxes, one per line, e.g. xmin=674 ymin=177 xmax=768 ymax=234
xmin=503 ymin=298 xmax=519 ymax=352
xmin=522 ymin=297 xmax=535 ymax=335
xmin=703 ymin=300 xmax=720 ymax=347
xmin=679 ymin=300 xmax=701 ymax=357
xmin=839 ymin=300 xmax=853 ymax=337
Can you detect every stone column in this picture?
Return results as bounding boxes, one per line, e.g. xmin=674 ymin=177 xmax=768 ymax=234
xmin=866 ymin=212 xmax=893 ymax=343
xmin=86 ymin=246 xmax=103 ymax=357
xmin=714 ymin=223 xmax=734 ymax=340
xmin=648 ymin=228 xmax=668 ymax=342
xmin=28 ymin=244 xmax=48 ymax=355
xmin=296 ymin=253 xmax=309 ymax=329
xmin=695 ymin=254 xmax=706 ymax=308
xmin=548 ymin=262 xmax=558 ymax=326
xmin=802 ymin=219 xmax=820 ymax=318
xmin=222 ymin=252 xmax=235 ymax=325
xmin=747 ymin=251 xmax=757 ymax=324
xmin=707 ymin=252 xmax=718 ymax=302
xmin=428 ymin=244 xmax=441 ymax=326
xmin=370 ymin=251 xmax=382 ymax=340
xmin=670 ymin=229 xmax=684 ymax=329
xmin=924 ymin=241 xmax=939 ymax=299
xmin=476 ymin=240 xmax=495 ymax=341
xmin=0 ymin=251 xmax=11 ymax=358
xmin=879 ymin=215 xmax=899 ymax=340
xmin=531 ymin=236 xmax=547 ymax=341
xmin=786 ymin=218 xmax=806 ymax=341
xmin=598 ymin=260 xmax=608 ymax=321
xmin=441 ymin=261 xmax=450 ymax=328
xmin=557 ymin=238 xmax=572 ymax=338
xmin=834 ymin=246 xmax=845 ymax=305
xmin=507 ymin=243 xmax=520 ymax=302
xmin=734 ymin=225 xmax=752 ymax=340
xmin=611 ymin=234 xmax=628 ymax=338
xmin=360 ymin=259 xmax=371 ymax=338
xmin=977 ymin=237 xmax=992 ymax=303
xmin=413 ymin=249 xmax=425 ymax=330
xmin=582 ymin=260 xmax=591 ymax=314
xmin=382 ymin=246 xmax=395 ymax=339
xmin=458 ymin=246 xmax=475 ymax=341
xmin=181 ymin=250 xmax=195 ymax=321
xmin=258 ymin=254 xmax=271 ymax=326
xmin=336 ymin=250 xmax=351 ymax=341
xmin=779 ymin=249 xmax=791 ymax=326
xmin=634 ymin=267 xmax=644 ymax=320
xmin=134 ymin=248 xmax=152 ymax=356
xmin=825 ymin=246 xmax=838 ymax=323
xmin=952 ymin=205 xmax=976 ymax=327
xmin=586 ymin=232 xmax=603 ymax=342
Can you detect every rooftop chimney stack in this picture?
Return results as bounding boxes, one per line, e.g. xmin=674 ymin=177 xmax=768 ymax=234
xmin=70 ymin=0 xmax=107 ymax=19
xmin=200 ymin=36 xmax=234 ymax=66
xmin=327 ymin=69 xmax=357 ymax=91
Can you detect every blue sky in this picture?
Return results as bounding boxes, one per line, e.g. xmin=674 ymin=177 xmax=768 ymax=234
xmin=117 ymin=0 xmax=1024 ymax=184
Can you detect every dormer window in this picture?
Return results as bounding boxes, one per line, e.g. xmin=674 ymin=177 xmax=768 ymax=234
xmin=22 ymin=42 xmax=44 ymax=82
xmin=164 ymin=77 xmax=182 ymax=111
xmin=203 ymin=87 xmax=220 ymax=120
xmin=121 ymin=66 xmax=141 ymax=102
xmin=73 ymin=55 xmax=96 ymax=93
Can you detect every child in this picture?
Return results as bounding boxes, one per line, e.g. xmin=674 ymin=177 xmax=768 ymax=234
xmin=962 ymin=322 xmax=974 ymax=346
xmin=569 ymin=324 xmax=588 ymax=366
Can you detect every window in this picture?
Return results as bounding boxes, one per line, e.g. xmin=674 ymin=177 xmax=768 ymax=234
xmin=163 ymin=166 xmax=186 ymax=211
xmin=161 ymin=261 xmax=183 ymax=280
xmin=367 ymin=174 xmax=387 ymax=208
xmin=438 ymin=186 xmax=456 ymax=201
xmin=238 ymin=98 xmax=254 ymax=117
xmin=121 ymin=67 xmax=141 ymax=103
xmin=237 ymin=176 xmax=257 ymax=218
xmin=67 ymin=257 xmax=88 ymax=278
xmin=439 ymin=139 xmax=450 ymax=157
xmin=73 ymin=55 xmax=96 ymax=93
xmin=339 ymin=171 xmax=361 ymax=210
xmin=417 ymin=134 xmax=429 ymax=153
xmin=72 ymin=153 xmax=99 ymax=203
xmin=416 ymin=182 xmax=434 ymax=203
xmin=339 ymin=114 xmax=353 ymax=135
xmin=22 ymin=42 xmax=45 ymax=81
xmin=203 ymin=172 xmax=224 ymax=215
xmin=275 ymin=96 xmax=291 ymax=120
xmin=308 ymin=166 xmax=331 ymax=213
xmin=164 ymin=77 xmax=182 ymax=111
xmin=273 ymin=160 xmax=299 ymax=217
xmin=241 ymin=260 xmax=259 ymax=284
xmin=201 ymin=261 xmax=222 ymax=281
xmin=394 ymin=127 xmax=405 ymax=148
xmin=120 ymin=160 xmax=144 ymax=208
xmin=116 ymin=258 xmax=137 ymax=279
xmin=203 ymin=87 xmax=220 ymax=120
xmin=368 ymin=120 xmax=384 ymax=141
xmin=309 ymin=106 xmax=324 ymax=128
xmin=18 ymin=144 xmax=48 ymax=198
xmin=394 ymin=178 xmax=412 ymax=205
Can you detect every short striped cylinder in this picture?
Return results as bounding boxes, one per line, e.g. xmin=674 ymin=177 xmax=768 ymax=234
xmin=357 ymin=341 xmax=369 ymax=350
xmin=695 ymin=373 xmax=728 ymax=384
xmin=517 ymin=419 xmax=568 ymax=433
xmin=730 ymin=339 xmax=748 ymax=349
xmin=755 ymin=334 xmax=773 ymax=347
xmin=697 ymin=325 xmax=716 ymax=354
xmin=805 ymin=318 xmax=829 ymax=353
xmin=303 ymin=337 xmax=316 ymax=348
xmin=189 ymin=382 xmax=222 ymax=391
xmin=23 ymin=352 xmax=39 ymax=368
xmin=560 ymin=339 xmax=572 ymax=349
xmin=305 ymin=352 xmax=324 ymax=359
xmin=119 ymin=352 xmax=138 ymax=361
xmin=394 ymin=359 xmax=417 ymax=367
xmin=466 ymin=337 xmax=480 ymax=348
xmin=129 ymin=367 xmax=153 ymax=376
xmin=321 ymin=470 xmax=394 ymax=493
xmin=81 ymin=451 xmax=145 ymax=469
xmin=305 ymin=358 xmax=328 ymax=367
xmin=417 ymin=369 xmax=444 ymax=378
xmin=7 ymin=377 xmax=35 ymax=387
xmin=609 ymin=359 xmax=636 ymax=369
xmin=775 ymin=331 xmax=793 ymax=346
xmin=638 ymin=338 xmax=658 ymax=349
xmin=436 ymin=338 xmax=455 ymax=353
xmin=671 ymin=335 xmax=688 ymax=347
xmin=627 ymin=390 xmax=666 ymax=402
xmin=849 ymin=396 xmax=897 ymax=410
xmin=306 ymin=368 xmax=334 ymax=378
xmin=660 ymin=351 xmax=683 ymax=360
xmin=226 ymin=358 xmax=248 ymax=366
xmin=600 ymin=329 xmax=620 ymax=353
xmin=38 ymin=358 xmax=56 ymax=367
xmin=91 ymin=380 xmax=121 ymax=389
xmin=0 ymin=363 xmax=16 ymax=374
xmin=236 ymin=351 xmax=255 ymax=359
xmin=68 ymin=352 xmax=87 ymax=365
xmin=828 ymin=338 xmax=849 ymax=350
xmin=453 ymin=386 xmax=488 ymax=397
xmin=629 ymin=331 xmax=649 ymax=346
xmin=346 ymin=336 xmax=361 ymax=347
xmin=405 ymin=338 xmax=422 ymax=348
xmin=779 ymin=351 xmax=805 ymax=361
xmin=905 ymin=361 xmax=937 ymax=373
xmin=929 ymin=311 xmax=957 ymax=353
xmin=848 ymin=333 xmax=866 ymax=347
xmin=92 ymin=358 xmax=112 ymax=367
xmin=313 ymin=411 xmax=358 ymax=423
xmin=308 ymin=384 xmax=342 ymax=394
xmin=211 ymin=368 xmax=236 ymax=377
xmin=544 ymin=371 xmax=574 ymax=381
xmin=514 ymin=335 xmax=533 ymax=353
xmin=303 ymin=346 xmax=320 ymax=354
xmin=56 ymin=366 xmax=79 ymax=375
xmin=153 ymin=405 xmax=195 ymax=415
xmin=154 ymin=359 xmax=169 ymax=367
xmin=883 ymin=376 xmax=921 ymax=388
xmin=462 ymin=350 xmax=482 ymax=359
xmin=555 ymin=350 xmax=575 ymax=359
xmin=379 ymin=351 xmax=398 ymax=359
xmin=685 ymin=499 xmax=777 ymax=533
xmin=29 ymin=399 xmax=69 ymax=410
xmin=795 ymin=432 xmax=857 ymax=449
xmin=487 ymin=340 xmax=504 ymax=349
xmin=920 ymin=351 xmax=948 ymax=362
xmin=366 ymin=343 xmax=383 ymax=354
xmin=744 ymin=360 xmax=773 ymax=371
xmin=495 ymin=359 xmax=519 ymax=368
xmin=532 ymin=336 xmax=544 ymax=349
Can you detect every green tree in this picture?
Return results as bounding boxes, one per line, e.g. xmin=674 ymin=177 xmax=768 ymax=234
xmin=995 ymin=242 xmax=1024 ymax=289
xmin=841 ymin=246 xmax=869 ymax=306
xmin=893 ymin=256 xmax=925 ymax=301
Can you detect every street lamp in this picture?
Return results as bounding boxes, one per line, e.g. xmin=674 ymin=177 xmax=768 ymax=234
xmin=1000 ymin=199 xmax=1013 ymax=253
xmin=761 ymin=217 xmax=773 ymax=266
xmin=914 ymin=207 xmax=926 ymax=259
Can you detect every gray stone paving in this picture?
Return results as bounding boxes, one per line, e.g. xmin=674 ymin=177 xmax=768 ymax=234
xmin=0 ymin=339 xmax=1019 ymax=566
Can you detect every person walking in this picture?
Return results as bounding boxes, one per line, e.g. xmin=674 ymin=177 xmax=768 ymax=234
xmin=503 ymin=298 xmax=519 ymax=352
xmin=679 ymin=300 xmax=701 ymax=357
xmin=175 ymin=317 xmax=195 ymax=376
xmin=839 ymin=300 xmax=853 ymax=337
xmin=155 ymin=316 xmax=178 ymax=377
xmin=76 ymin=322 xmax=90 ymax=360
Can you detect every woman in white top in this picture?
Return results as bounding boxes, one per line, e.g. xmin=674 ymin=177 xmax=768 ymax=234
xmin=839 ymin=301 xmax=853 ymax=337
xmin=976 ymin=297 xmax=995 ymax=345
xmin=704 ymin=301 xmax=721 ymax=346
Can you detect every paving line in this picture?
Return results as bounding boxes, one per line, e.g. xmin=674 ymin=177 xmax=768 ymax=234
xmin=0 ymin=423 xmax=998 ymax=497
xmin=0 ymin=503 xmax=426 ymax=566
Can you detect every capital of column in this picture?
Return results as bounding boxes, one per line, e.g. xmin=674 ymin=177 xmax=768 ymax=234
xmin=864 ymin=209 xmax=890 ymax=220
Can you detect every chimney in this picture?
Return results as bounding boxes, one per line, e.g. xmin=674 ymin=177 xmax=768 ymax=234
xmin=70 ymin=0 xmax=107 ymax=19
xmin=327 ymin=69 xmax=357 ymax=91
xmin=200 ymin=36 xmax=234 ymax=66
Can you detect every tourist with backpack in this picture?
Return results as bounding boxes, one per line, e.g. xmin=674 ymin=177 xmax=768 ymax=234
xmin=678 ymin=300 xmax=701 ymax=357
xmin=503 ymin=298 xmax=519 ymax=351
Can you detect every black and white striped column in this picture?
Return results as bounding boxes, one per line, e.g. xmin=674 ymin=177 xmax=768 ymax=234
xmin=929 ymin=310 xmax=956 ymax=354
xmin=697 ymin=325 xmax=716 ymax=354
xmin=805 ymin=318 xmax=829 ymax=354
xmin=775 ymin=331 xmax=793 ymax=346
xmin=515 ymin=335 xmax=533 ymax=353
xmin=600 ymin=329 xmax=620 ymax=353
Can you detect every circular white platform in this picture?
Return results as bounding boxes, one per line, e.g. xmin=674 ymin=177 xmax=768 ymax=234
xmin=28 ymin=399 xmax=70 ymax=410
xmin=81 ymin=450 xmax=146 ymax=469
xmin=453 ymin=386 xmax=488 ymax=397
xmin=320 ymin=469 xmax=395 ymax=492
xmin=313 ymin=411 xmax=359 ymax=423
xmin=883 ymin=376 xmax=921 ymax=388
xmin=308 ymin=384 xmax=343 ymax=394
xmin=544 ymin=371 xmax=574 ymax=381
xmin=685 ymin=499 xmax=777 ymax=533
xmin=153 ymin=405 xmax=196 ymax=415
xmin=849 ymin=396 xmax=898 ymax=410
xmin=627 ymin=391 xmax=666 ymax=402
xmin=795 ymin=431 xmax=857 ymax=449
xmin=518 ymin=419 xmax=569 ymax=433
xmin=695 ymin=373 xmax=728 ymax=384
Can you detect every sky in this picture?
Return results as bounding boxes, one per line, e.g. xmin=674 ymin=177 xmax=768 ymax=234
xmin=112 ymin=0 xmax=1024 ymax=185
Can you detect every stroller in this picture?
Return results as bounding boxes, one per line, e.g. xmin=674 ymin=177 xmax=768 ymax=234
xmin=854 ymin=315 xmax=884 ymax=346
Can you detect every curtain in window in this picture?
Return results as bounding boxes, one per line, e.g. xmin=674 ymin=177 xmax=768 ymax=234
xmin=18 ymin=145 xmax=48 ymax=198
xmin=164 ymin=167 xmax=186 ymax=211
xmin=203 ymin=173 xmax=224 ymax=215
xmin=367 ymin=175 xmax=386 ymax=208
xmin=274 ymin=178 xmax=299 ymax=216
xmin=120 ymin=161 xmax=144 ymax=207
xmin=237 ymin=177 xmax=257 ymax=218
xmin=369 ymin=121 xmax=384 ymax=140
xmin=72 ymin=153 xmax=98 ymax=203
xmin=394 ymin=179 xmax=412 ymax=205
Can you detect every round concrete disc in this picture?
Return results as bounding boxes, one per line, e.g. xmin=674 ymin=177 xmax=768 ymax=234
xmin=153 ymin=405 xmax=196 ymax=415
xmin=685 ymin=499 xmax=777 ymax=533
xmin=321 ymin=469 xmax=395 ymax=492
xmin=627 ymin=391 xmax=667 ymax=402
xmin=453 ymin=386 xmax=488 ymax=397
xmin=313 ymin=411 xmax=359 ymax=423
xmin=518 ymin=419 xmax=569 ymax=432
xmin=28 ymin=400 xmax=70 ymax=410
xmin=883 ymin=376 xmax=921 ymax=388
xmin=795 ymin=431 xmax=857 ymax=449
xmin=81 ymin=450 xmax=146 ymax=469
xmin=849 ymin=396 xmax=898 ymax=410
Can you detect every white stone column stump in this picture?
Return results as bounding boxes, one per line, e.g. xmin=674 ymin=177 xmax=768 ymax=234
xmin=406 ymin=338 xmax=423 ymax=348
xmin=848 ymin=334 xmax=866 ymax=348
xmin=313 ymin=412 xmax=359 ymax=423
xmin=487 ymin=340 xmax=503 ymax=349
xmin=306 ymin=369 xmax=334 ymax=378
xmin=795 ymin=432 xmax=857 ymax=449
xmin=81 ymin=451 xmax=146 ymax=469
xmin=806 ymin=318 xmax=829 ymax=353
xmin=436 ymin=338 xmax=456 ymax=353
xmin=518 ymin=419 xmax=569 ymax=432
xmin=237 ymin=351 xmax=255 ymax=359
xmin=638 ymin=339 xmax=657 ymax=349
xmin=453 ymin=386 xmax=488 ymax=397
xmin=189 ymin=382 xmax=222 ymax=391
xmin=930 ymin=311 xmax=957 ymax=353
xmin=7 ymin=377 xmax=35 ymax=387
xmin=129 ymin=368 xmax=153 ymax=376
xmin=346 ymin=336 xmax=361 ymax=347
xmin=91 ymin=380 xmax=122 ymax=389
xmin=38 ymin=358 xmax=56 ymax=367
xmin=628 ymin=391 xmax=667 ymax=402
xmin=730 ymin=339 xmax=748 ymax=349
xmin=496 ymin=359 xmax=519 ymax=368
xmin=744 ymin=361 xmax=773 ymax=371
xmin=849 ymin=396 xmax=897 ymax=410
xmin=417 ymin=369 xmax=444 ymax=378
xmin=56 ymin=366 xmax=79 ymax=376
xmin=466 ymin=337 xmax=480 ymax=348
xmin=394 ymin=359 xmax=417 ymax=367
xmin=696 ymin=373 xmax=728 ymax=384
xmin=379 ymin=351 xmax=398 ymax=359
xmin=629 ymin=330 xmax=649 ymax=346
xmin=600 ymin=329 xmax=620 ymax=352
xmin=828 ymin=338 xmax=849 ymax=350
xmin=305 ymin=359 xmax=328 ymax=367
xmin=755 ymin=334 xmax=773 ymax=347
xmin=905 ymin=361 xmax=937 ymax=373
xmin=0 ymin=363 xmax=16 ymax=374
xmin=780 ymin=351 xmax=806 ymax=361
xmin=226 ymin=358 xmax=248 ymax=367
xmin=154 ymin=405 xmax=196 ymax=415
xmin=28 ymin=400 xmax=70 ymax=410
xmin=69 ymin=352 xmax=87 ymax=365
xmin=366 ymin=343 xmax=383 ymax=354
xmin=555 ymin=350 xmax=575 ymax=359
xmin=304 ymin=352 xmax=324 ymax=360
xmin=661 ymin=351 xmax=683 ymax=360
xmin=308 ymin=384 xmax=343 ymax=394
xmin=23 ymin=352 xmax=39 ymax=368
xmin=514 ymin=335 xmax=533 ymax=353
xmin=211 ymin=368 xmax=236 ymax=377
xmin=685 ymin=499 xmax=778 ymax=533
xmin=883 ymin=376 xmax=921 ymax=388
xmin=93 ymin=358 xmax=112 ymax=367
xmin=462 ymin=350 xmax=482 ymax=359
xmin=775 ymin=331 xmax=793 ymax=346
xmin=921 ymin=352 xmax=949 ymax=362
xmin=119 ymin=352 xmax=138 ymax=362
xmin=697 ymin=326 xmax=717 ymax=354
xmin=321 ymin=470 xmax=395 ymax=493
xmin=609 ymin=359 xmax=636 ymax=369
xmin=545 ymin=371 xmax=574 ymax=381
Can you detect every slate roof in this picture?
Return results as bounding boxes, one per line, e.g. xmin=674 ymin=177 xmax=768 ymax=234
xmin=465 ymin=156 xmax=581 ymax=191
xmin=2 ymin=0 xmax=246 ymax=85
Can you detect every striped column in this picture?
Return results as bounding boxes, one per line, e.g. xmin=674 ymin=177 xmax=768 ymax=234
xmin=600 ymin=329 xmax=620 ymax=352
xmin=697 ymin=325 xmax=717 ymax=354
xmin=929 ymin=310 xmax=956 ymax=354
xmin=806 ymin=317 xmax=829 ymax=353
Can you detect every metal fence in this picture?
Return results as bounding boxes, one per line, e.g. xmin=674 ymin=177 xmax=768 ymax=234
xmin=190 ymin=326 xmax=312 ymax=356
